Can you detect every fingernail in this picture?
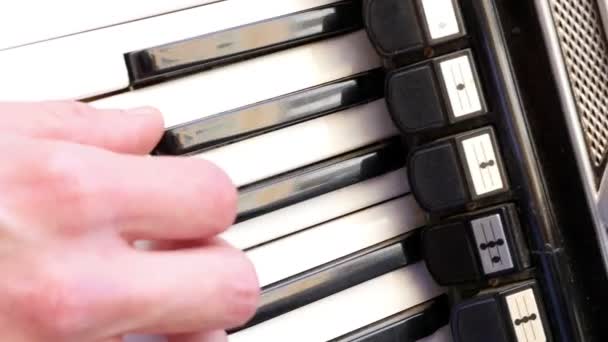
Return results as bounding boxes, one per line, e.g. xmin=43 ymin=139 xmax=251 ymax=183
xmin=126 ymin=106 xmax=165 ymax=129
xmin=128 ymin=106 xmax=159 ymax=116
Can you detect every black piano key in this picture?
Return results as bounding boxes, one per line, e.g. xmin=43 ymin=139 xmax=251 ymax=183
xmin=154 ymin=69 xmax=385 ymax=155
xmin=126 ymin=1 xmax=363 ymax=84
xmin=232 ymin=232 xmax=422 ymax=332
xmin=330 ymin=296 xmax=450 ymax=342
xmin=235 ymin=141 xmax=407 ymax=223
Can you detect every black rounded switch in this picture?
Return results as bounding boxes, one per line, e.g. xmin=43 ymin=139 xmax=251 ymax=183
xmin=363 ymin=0 xmax=424 ymax=56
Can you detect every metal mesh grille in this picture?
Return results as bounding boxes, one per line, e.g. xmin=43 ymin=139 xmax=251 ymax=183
xmin=551 ymin=0 xmax=608 ymax=168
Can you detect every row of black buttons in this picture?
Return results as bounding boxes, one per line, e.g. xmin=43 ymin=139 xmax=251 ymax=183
xmin=362 ymin=1 xmax=551 ymax=341
xmin=387 ymin=50 xmax=486 ymax=134
xmin=364 ymin=0 xmax=466 ymax=57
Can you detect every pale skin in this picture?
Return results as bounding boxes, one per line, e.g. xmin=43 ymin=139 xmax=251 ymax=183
xmin=0 ymin=101 xmax=259 ymax=342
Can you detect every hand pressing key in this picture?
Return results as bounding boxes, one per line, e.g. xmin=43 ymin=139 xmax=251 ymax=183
xmin=0 ymin=101 xmax=259 ymax=342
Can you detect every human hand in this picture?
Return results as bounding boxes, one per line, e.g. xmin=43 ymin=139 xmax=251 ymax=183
xmin=0 ymin=102 xmax=259 ymax=342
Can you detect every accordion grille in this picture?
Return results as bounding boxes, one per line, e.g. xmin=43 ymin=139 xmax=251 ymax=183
xmin=551 ymin=0 xmax=608 ymax=173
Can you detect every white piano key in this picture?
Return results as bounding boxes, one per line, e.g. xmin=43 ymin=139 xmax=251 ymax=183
xmin=197 ymin=100 xmax=398 ymax=187
xmin=229 ymin=263 xmax=444 ymax=342
xmin=0 ymin=0 xmax=220 ymax=50
xmin=0 ymin=0 xmax=342 ymax=101
xmin=247 ymin=195 xmax=425 ymax=287
xmin=92 ymin=30 xmax=380 ymax=128
xmin=418 ymin=325 xmax=453 ymax=342
xmin=222 ymin=168 xmax=409 ymax=250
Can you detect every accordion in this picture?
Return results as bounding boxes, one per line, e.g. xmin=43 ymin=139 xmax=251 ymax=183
xmin=1 ymin=0 xmax=608 ymax=341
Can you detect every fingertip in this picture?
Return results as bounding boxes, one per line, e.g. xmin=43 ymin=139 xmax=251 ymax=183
xmin=123 ymin=106 xmax=165 ymax=154
xmin=97 ymin=155 xmax=239 ymax=243
xmin=213 ymin=164 xmax=239 ymax=230
xmin=127 ymin=106 xmax=165 ymax=132
xmin=118 ymin=243 xmax=259 ymax=334
xmin=190 ymin=159 xmax=238 ymax=235
xmin=219 ymin=247 xmax=260 ymax=327
xmin=127 ymin=106 xmax=162 ymax=118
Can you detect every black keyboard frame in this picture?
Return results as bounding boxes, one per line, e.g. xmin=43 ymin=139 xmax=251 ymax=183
xmin=376 ymin=0 xmax=608 ymax=340
xmin=496 ymin=1 xmax=608 ymax=341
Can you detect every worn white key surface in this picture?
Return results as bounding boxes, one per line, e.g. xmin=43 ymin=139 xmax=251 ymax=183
xmin=92 ymin=31 xmax=380 ymax=128
xmin=0 ymin=0 xmax=341 ymax=101
xmin=505 ymin=288 xmax=547 ymax=342
xmin=439 ymin=53 xmax=483 ymax=118
xmin=420 ymin=0 xmax=462 ymax=40
xmin=229 ymin=263 xmax=444 ymax=342
xmin=0 ymin=0 xmax=220 ymax=50
xmin=196 ymin=100 xmax=398 ymax=187
xmin=247 ymin=195 xmax=425 ymax=287
xmin=471 ymin=213 xmax=514 ymax=275
xmin=223 ymin=168 xmax=409 ymax=250
xmin=460 ymin=132 xmax=505 ymax=196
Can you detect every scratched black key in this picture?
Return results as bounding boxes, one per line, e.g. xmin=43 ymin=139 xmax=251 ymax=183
xmin=232 ymin=232 xmax=422 ymax=332
xmin=154 ymin=69 xmax=384 ymax=155
xmin=235 ymin=140 xmax=406 ymax=223
xmin=127 ymin=1 xmax=363 ymax=84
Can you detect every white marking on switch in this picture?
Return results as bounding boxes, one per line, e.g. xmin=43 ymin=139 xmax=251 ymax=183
xmin=461 ymin=133 xmax=505 ymax=196
xmin=439 ymin=54 xmax=483 ymax=118
xmin=421 ymin=0 xmax=461 ymax=40
xmin=505 ymin=289 xmax=547 ymax=342
xmin=471 ymin=214 xmax=514 ymax=274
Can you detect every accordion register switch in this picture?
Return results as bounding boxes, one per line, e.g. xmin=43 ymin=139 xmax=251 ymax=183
xmin=451 ymin=281 xmax=551 ymax=342
xmin=408 ymin=126 xmax=509 ymax=213
xmin=422 ymin=204 xmax=530 ymax=285
xmin=386 ymin=49 xmax=487 ymax=134
xmin=363 ymin=0 xmax=466 ymax=57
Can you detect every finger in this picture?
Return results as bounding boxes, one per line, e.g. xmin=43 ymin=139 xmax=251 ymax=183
xmin=123 ymin=335 xmax=168 ymax=342
xmin=133 ymin=240 xmax=208 ymax=251
xmin=2 ymin=137 xmax=237 ymax=241
xmin=23 ymin=240 xmax=257 ymax=341
xmin=168 ymin=331 xmax=227 ymax=342
xmin=132 ymin=234 xmax=237 ymax=255
xmin=124 ymin=240 xmax=259 ymax=334
xmin=0 ymin=101 xmax=164 ymax=154
xmin=99 ymin=338 xmax=125 ymax=342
